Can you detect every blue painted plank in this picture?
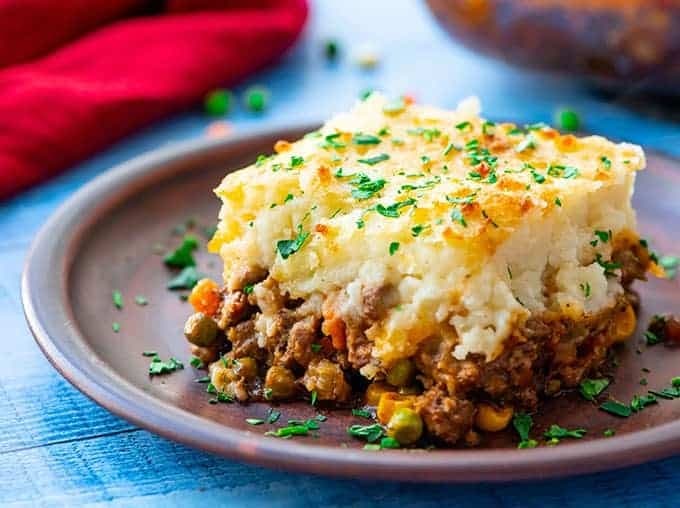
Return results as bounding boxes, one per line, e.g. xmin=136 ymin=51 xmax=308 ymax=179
xmin=0 ymin=0 xmax=679 ymax=506
xmin=1 ymin=428 xmax=678 ymax=507
xmin=0 ymin=258 xmax=135 ymax=455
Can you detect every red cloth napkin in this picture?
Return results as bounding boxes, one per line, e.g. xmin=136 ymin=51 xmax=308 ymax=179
xmin=0 ymin=0 xmax=307 ymax=200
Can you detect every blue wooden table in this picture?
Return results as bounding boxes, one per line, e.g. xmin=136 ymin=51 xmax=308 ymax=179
xmin=2 ymin=1 xmax=679 ymax=506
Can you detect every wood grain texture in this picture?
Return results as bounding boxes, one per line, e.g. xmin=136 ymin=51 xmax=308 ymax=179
xmin=1 ymin=0 xmax=680 ymax=505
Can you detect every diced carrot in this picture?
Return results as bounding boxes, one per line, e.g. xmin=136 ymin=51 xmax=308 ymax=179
xmin=322 ymin=316 xmax=346 ymax=350
xmin=376 ymin=392 xmax=416 ymax=424
xmin=188 ymin=278 xmax=221 ymax=316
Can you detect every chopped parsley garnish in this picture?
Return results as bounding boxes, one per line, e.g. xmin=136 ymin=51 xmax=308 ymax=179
xmin=164 ymin=235 xmax=198 ymax=268
xmin=555 ymin=197 xmax=562 ymax=207
xmin=290 ymin=155 xmax=304 ymax=168
xmin=352 ymin=408 xmax=374 ymax=419
xmin=142 ymin=351 xmax=158 ymax=357
xmin=357 ymin=153 xmax=390 ymax=165
xmin=603 ymin=428 xmax=615 ymax=437
xmin=246 ymin=418 xmax=265 ymax=426
xmin=595 ymin=254 xmax=621 ymax=276
xmin=112 ymin=290 xmax=123 ymax=310
xmin=378 ymin=437 xmax=400 ymax=449
xmin=644 ymin=328 xmax=662 ymax=346
xmin=347 ymin=423 xmax=384 ymax=443
xmin=547 ymin=165 xmax=579 ymax=179
xmin=513 ymin=413 xmax=537 ymax=449
xmin=353 ymin=133 xmax=382 ymax=145
xmin=579 ymin=378 xmax=610 ymax=400
xmin=389 ymin=242 xmax=400 ymax=255
xmin=112 ymin=322 xmax=120 ymax=333
xmin=266 ymin=408 xmax=281 ymax=424
xmin=243 ymin=284 xmax=254 ymax=295
xmin=515 ymin=134 xmax=536 ymax=153
xmin=465 ymin=139 xmax=497 ymax=169
xmin=600 ymin=156 xmax=612 ymax=170
xmin=544 ymin=424 xmax=586 ymax=440
xmin=600 ymin=400 xmax=632 ymax=418
xmin=455 ymin=121 xmax=471 ymax=131
xmin=580 ymin=282 xmax=591 ymax=298
xmin=266 ymin=425 xmax=310 ymax=438
xmin=148 ymin=355 xmax=184 ymax=376
xmin=407 ymin=127 xmax=441 ymax=142
xmin=310 ymin=390 xmax=318 ymax=406
xmin=450 ymin=208 xmax=467 ymax=227
xmin=189 ymin=356 xmax=204 ymax=369
xmin=530 ymin=169 xmax=545 ymax=184
xmin=443 ymin=143 xmax=460 ymax=156
xmin=167 ymin=266 xmax=203 ymax=290
xmin=594 ymin=230 xmax=611 ymax=243
xmin=650 ymin=387 xmax=680 ymax=399
xmin=376 ymin=198 xmax=416 ymax=218
xmin=276 ymin=224 xmax=310 ymax=259
xmin=349 ymin=173 xmax=386 ymax=200
xmin=206 ymin=382 xmax=233 ymax=403
xmin=311 ymin=343 xmax=322 ymax=353
xmin=195 ymin=376 xmax=210 ymax=383
xmin=630 ymin=393 xmax=657 ymax=412
xmin=322 ymin=132 xmax=346 ymax=149
xmin=400 ymin=176 xmax=441 ymax=192
xmin=411 ymin=224 xmax=429 ymax=237
xmin=255 ymin=154 xmax=271 ymax=167
xmin=266 ymin=417 xmax=321 ymax=438
xmin=134 ymin=295 xmax=148 ymax=306
xmin=446 ymin=193 xmax=476 ymax=205
xmin=482 ymin=121 xmax=496 ymax=136
xmin=360 ymin=88 xmax=374 ymax=101
xmin=284 ymin=194 xmax=294 ymax=203
xmin=556 ymin=108 xmax=580 ymax=131
xmin=659 ymin=255 xmax=680 ymax=279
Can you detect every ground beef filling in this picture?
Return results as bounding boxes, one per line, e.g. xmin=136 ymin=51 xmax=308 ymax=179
xmin=184 ymin=246 xmax=648 ymax=446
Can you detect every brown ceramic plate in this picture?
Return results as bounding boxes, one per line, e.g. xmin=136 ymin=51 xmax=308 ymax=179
xmin=22 ymin=125 xmax=680 ymax=482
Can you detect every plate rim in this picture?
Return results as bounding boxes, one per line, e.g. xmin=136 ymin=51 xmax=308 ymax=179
xmin=21 ymin=124 xmax=680 ymax=483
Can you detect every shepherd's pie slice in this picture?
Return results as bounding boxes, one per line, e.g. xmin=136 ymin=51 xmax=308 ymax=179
xmin=184 ymin=94 xmax=653 ymax=445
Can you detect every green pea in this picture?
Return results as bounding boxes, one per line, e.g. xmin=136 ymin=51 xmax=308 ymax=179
xmin=244 ymin=86 xmax=269 ymax=113
xmin=183 ymin=312 xmax=218 ymax=346
xmin=386 ymin=358 xmax=415 ymax=387
xmin=323 ymin=39 xmax=340 ymax=60
xmin=556 ymin=108 xmax=580 ymax=132
xmin=387 ymin=407 xmax=423 ymax=445
xmin=204 ymin=89 xmax=233 ymax=116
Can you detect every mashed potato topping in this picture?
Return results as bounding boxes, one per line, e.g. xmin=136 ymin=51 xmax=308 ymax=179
xmin=209 ymin=93 xmax=645 ymax=364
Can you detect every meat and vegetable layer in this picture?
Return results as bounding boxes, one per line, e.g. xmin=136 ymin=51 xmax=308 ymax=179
xmin=184 ymin=94 xmax=654 ymax=446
